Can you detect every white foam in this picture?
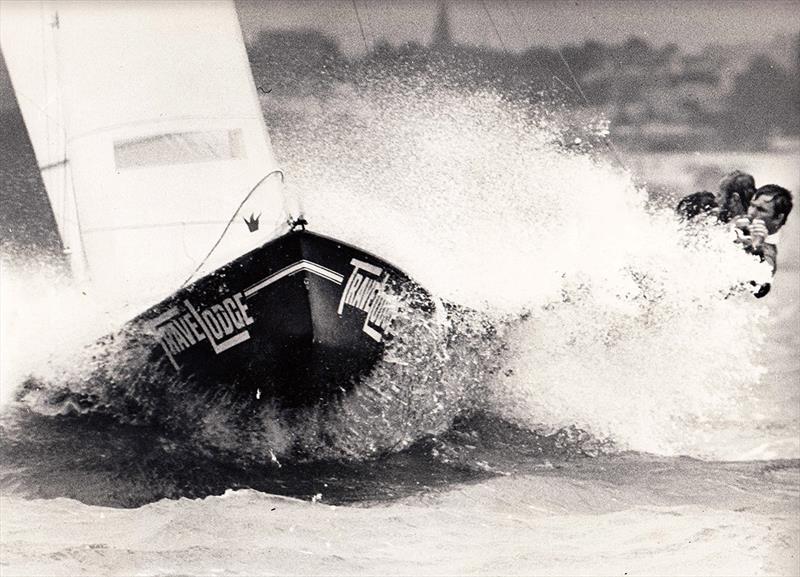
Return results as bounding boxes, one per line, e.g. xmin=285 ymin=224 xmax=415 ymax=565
xmin=268 ymin=80 xmax=781 ymax=458
xmin=2 ymin=77 xmax=791 ymax=460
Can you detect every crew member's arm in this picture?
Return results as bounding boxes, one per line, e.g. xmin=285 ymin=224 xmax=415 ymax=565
xmin=747 ymin=219 xmax=777 ymax=275
xmin=734 ymin=218 xmax=776 ymax=297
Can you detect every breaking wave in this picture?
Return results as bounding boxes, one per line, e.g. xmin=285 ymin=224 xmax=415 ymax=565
xmin=1 ymin=70 xmax=779 ymax=475
xmin=264 ymin=74 xmax=774 ymax=459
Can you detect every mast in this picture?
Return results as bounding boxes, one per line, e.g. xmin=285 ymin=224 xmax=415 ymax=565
xmin=0 ymin=1 xmax=86 ymax=277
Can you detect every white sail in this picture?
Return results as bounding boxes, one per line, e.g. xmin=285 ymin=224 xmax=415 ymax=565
xmin=0 ymin=0 xmax=289 ymax=309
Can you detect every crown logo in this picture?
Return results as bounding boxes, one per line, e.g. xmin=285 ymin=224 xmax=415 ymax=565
xmin=243 ymin=212 xmax=261 ymax=232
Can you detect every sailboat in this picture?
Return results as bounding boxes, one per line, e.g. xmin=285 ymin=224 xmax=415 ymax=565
xmin=0 ymin=1 xmax=438 ymax=409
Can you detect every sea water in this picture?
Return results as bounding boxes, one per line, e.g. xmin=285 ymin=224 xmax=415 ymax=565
xmin=1 ymin=77 xmax=798 ymax=575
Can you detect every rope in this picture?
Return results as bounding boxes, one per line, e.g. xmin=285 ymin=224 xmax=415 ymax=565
xmin=180 ymin=170 xmax=285 ymax=287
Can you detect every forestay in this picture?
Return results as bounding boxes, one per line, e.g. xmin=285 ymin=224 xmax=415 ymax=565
xmin=0 ymin=0 xmax=288 ymax=309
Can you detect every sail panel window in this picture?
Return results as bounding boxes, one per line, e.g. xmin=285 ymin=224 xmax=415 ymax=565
xmin=114 ymin=129 xmax=246 ymax=169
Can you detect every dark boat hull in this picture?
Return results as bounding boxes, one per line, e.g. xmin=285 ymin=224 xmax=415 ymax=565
xmin=127 ymin=230 xmax=428 ymax=408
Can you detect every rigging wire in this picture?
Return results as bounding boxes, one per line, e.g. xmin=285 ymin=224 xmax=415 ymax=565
xmin=480 ymin=0 xmax=508 ymax=53
xmin=502 ymin=0 xmax=628 ymax=170
xmin=351 ymin=0 xmax=370 ymax=54
xmin=503 ymin=0 xmax=579 ymax=100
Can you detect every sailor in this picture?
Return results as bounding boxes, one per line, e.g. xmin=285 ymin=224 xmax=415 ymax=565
xmin=716 ymin=170 xmax=757 ymax=223
xmin=675 ymin=190 xmax=718 ymax=221
xmin=732 ymin=184 xmax=793 ymax=297
xmin=674 ymin=170 xmax=754 ymax=222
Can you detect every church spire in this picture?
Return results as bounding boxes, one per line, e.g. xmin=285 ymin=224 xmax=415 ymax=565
xmin=431 ymin=0 xmax=453 ymax=48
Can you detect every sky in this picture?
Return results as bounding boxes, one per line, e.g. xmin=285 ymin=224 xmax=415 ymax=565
xmin=235 ymin=0 xmax=800 ymax=56
xmin=2 ymin=0 xmax=798 ymax=112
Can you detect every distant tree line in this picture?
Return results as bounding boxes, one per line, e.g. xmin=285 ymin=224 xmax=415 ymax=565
xmin=246 ymin=29 xmax=799 ymax=151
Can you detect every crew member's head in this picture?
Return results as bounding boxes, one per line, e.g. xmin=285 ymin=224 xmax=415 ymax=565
xmin=676 ymin=191 xmax=718 ymax=220
xmin=747 ymin=184 xmax=793 ymax=234
xmin=717 ymin=171 xmax=756 ymax=222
